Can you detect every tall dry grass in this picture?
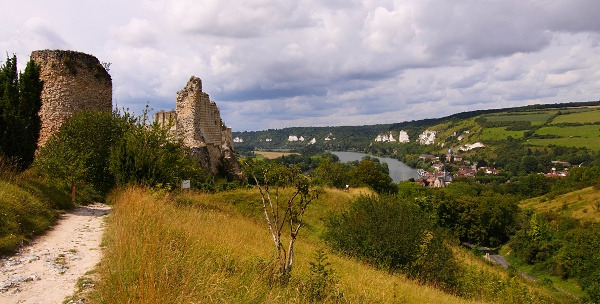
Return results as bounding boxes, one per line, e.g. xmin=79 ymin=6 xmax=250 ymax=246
xmin=95 ymin=187 xmax=475 ymax=303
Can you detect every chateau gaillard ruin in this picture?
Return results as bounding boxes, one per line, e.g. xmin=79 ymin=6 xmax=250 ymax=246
xmin=32 ymin=49 xmax=240 ymax=178
xmin=31 ymin=50 xmax=113 ymax=147
xmin=155 ymin=76 xmax=242 ymax=177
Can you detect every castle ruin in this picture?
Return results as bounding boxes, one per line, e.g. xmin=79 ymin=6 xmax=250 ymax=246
xmin=31 ymin=50 xmax=112 ymax=147
xmin=156 ymin=76 xmax=241 ymax=178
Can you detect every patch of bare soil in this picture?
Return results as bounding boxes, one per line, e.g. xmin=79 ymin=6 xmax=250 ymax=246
xmin=0 ymin=204 xmax=110 ymax=304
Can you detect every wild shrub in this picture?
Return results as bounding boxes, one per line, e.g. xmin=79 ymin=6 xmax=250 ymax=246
xmin=300 ymin=249 xmax=343 ymax=302
xmin=324 ymin=195 xmax=458 ymax=288
xmin=35 ymin=110 xmax=128 ymax=203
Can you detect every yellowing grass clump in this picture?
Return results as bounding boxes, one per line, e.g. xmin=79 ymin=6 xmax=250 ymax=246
xmin=95 ymin=187 xmax=474 ymax=303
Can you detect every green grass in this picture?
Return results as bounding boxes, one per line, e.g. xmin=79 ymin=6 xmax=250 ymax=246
xmin=520 ymin=187 xmax=600 ymax=222
xmin=484 ymin=112 xmax=556 ymax=126
xmin=0 ymin=176 xmax=71 ymax=255
xmin=534 ymin=125 xmax=600 ymax=138
xmin=551 ymin=109 xmax=600 ymax=124
xmin=526 ymin=137 xmax=600 ymax=150
xmin=0 ymin=161 xmax=72 ymax=255
xmin=480 ymin=127 xmax=526 ymax=140
xmin=94 ymin=187 xmax=574 ymax=304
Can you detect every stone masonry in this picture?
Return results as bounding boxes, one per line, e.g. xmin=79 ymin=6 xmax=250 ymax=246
xmin=157 ymin=76 xmax=241 ymax=178
xmin=31 ymin=50 xmax=112 ymax=147
xmin=175 ymin=76 xmax=233 ymax=148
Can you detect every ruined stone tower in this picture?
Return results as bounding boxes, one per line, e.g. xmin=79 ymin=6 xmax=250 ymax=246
xmin=175 ymin=76 xmax=233 ymax=148
xmin=157 ymin=76 xmax=240 ymax=177
xmin=30 ymin=50 xmax=112 ymax=147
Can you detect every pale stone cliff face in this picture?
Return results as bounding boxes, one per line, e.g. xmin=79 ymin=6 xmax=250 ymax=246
xmin=31 ymin=50 xmax=112 ymax=147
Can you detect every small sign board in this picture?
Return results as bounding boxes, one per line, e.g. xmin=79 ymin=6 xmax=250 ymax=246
xmin=181 ymin=179 xmax=191 ymax=189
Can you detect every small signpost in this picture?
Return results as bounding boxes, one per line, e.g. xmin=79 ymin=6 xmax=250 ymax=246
xmin=181 ymin=179 xmax=191 ymax=190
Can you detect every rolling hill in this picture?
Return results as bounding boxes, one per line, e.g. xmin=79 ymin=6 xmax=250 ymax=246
xmin=232 ymin=101 xmax=600 ymax=156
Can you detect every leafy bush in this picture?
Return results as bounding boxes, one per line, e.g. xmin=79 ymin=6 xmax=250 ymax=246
xmin=35 ymin=110 xmax=129 ymax=203
xmin=35 ymin=109 xmax=212 ymax=200
xmin=312 ymin=157 xmax=350 ymax=189
xmin=325 ymin=195 xmax=458 ymax=288
xmin=434 ymin=189 xmax=519 ymax=246
xmin=109 ymin=113 xmax=201 ymax=189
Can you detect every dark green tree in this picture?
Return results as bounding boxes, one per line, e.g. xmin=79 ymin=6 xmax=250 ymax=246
xmin=350 ymin=159 xmax=396 ymax=194
xmin=14 ymin=60 xmax=43 ymax=168
xmin=0 ymin=55 xmax=19 ymax=158
xmin=0 ymin=55 xmax=43 ymax=169
xmin=313 ymin=157 xmax=349 ymax=188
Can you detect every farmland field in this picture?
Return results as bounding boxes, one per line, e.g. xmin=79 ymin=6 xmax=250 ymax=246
xmin=484 ymin=111 xmax=556 ymax=126
xmin=480 ymin=127 xmax=525 ymax=140
xmin=550 ymin=109 xmax=600 ymax=124
xmin=253 ymin=151 xmax=300 ymax=159
xmin=526 ymin=137 xmax=600 ymax=150
xmin=534 ymin=125 xmax=600 ymax=138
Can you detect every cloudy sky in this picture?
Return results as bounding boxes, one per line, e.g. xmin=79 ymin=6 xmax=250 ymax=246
xmin=1 ymin=0 xmax=600 ymax=131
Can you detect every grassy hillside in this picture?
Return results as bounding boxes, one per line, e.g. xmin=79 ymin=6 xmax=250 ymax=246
xmin=96 ymin=187 xmax=473 ymax=303
xmin=520 ymin=186 xmax=600 ymax=222
xmin=0 ymin=170 xmax=72 ymax=255
xmin=93 ymin=187 xmax=574 ymax=303
xmin=233 ymin=101 xmax=600 ymax=155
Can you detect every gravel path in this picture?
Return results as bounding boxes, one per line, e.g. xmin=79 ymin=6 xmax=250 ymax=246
xmin=0 ymin=204 xmax=110 ymax=304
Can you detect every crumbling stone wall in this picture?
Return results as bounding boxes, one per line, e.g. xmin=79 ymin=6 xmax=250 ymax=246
xmin=175 ymin=76 xmax=233 ymax=147
xmin=31 ymin=50 xmax=112 ymax=147
xmin=157 ymin=76 xmax=241 ymax=177
xmin=155 ymin=110 xmax=178 ymax=137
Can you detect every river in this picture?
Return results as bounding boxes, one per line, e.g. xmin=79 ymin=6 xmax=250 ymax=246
xmin=331 ymin=151 xmax=419 ymax=183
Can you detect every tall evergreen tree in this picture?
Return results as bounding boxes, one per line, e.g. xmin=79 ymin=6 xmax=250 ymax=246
xmin=0 ymin=55 xmax=19 ymax=157
xmin=16 ymin=60 xmax=43 ymax=168
xmin=0 ymin=55 xmax=43 ymax=169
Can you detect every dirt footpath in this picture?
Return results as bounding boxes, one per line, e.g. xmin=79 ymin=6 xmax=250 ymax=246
xmin=0 ymin=204 xmax=110 ymax=304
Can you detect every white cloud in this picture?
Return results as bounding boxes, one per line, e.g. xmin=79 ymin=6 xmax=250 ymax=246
xmin=110 ymin=18 xmax=157 ymax=47
xmin=545 ymin=71 xmax=580 ymax=88
xmin=21 ymin=18 xmax=69 ymax=50
xmin=1 ymin=0 xmax=600 ymax=131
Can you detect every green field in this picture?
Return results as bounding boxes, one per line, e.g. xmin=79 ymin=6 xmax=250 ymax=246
xmin=535 ymin=125 xmax=600 ymax=138
xmin=485 ymin=112 xmax=557 ymax=126
xmin=480 ymin=127 xmax=526 ymax=140
xmin=526 ymin=137 xmax=600 ymax=150
xmin=550 ymin=109 xmax=600 ymax=124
